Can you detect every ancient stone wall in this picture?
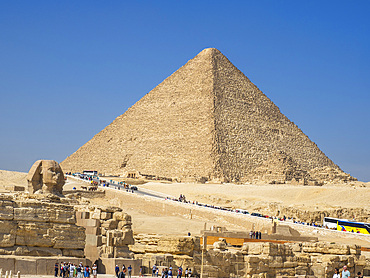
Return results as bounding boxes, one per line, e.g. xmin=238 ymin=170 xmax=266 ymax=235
xmin=0 ymin=194 xmax=85 ymax=257
xmin=75 ymin=205 xmax=135 ymax=262
xmin=129 ymin=235 xmax=370 ymax=278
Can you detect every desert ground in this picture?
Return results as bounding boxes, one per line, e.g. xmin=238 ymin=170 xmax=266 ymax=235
xmin=2 ymin=169 xmax=369 ymax=254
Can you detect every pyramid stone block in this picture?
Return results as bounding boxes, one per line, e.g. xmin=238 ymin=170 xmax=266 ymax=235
xmin=61 ymin=48 xmax=353 ymax=183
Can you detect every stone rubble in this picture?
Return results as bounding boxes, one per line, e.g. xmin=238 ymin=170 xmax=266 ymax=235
xmin=129 ymin=234 xmax=370 ymax=278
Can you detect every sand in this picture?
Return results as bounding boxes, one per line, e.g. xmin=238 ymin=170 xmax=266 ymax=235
xmin=2 ymin=171 xmax=369 ymax=251
xmin=139 ymin=181 xmax=370 ymax=211
xmin=0 ymin=170 xmax=27 ymax=191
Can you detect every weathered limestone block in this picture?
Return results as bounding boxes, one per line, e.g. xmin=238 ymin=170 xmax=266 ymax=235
xmin=247 ymin=243 xmax=264 ymax=255
xmin=241 ymin=243 xmax=249 ymax=254
xmin=13 ymin=246 xmax=63 ymax=256
xmin=101 ymin=219 xmax=118 ymax=230
xmin=115 ymin=246 xmax=133 ymax=258
xmin=112 ymin=230 xmax=134 ymax=246
xmin=302 ymin=242 xmax=350 ymax=255
xmin=27 ymin=160 xmax=65 ymax=195
xmin=213 ymin=239 xmax=227 ymax=251
xmin=14 ymin=201 xmax=76 ymax=224
xmin=0 ymin=221 xmax=17 ymax=247
xmin=156 ymin=236 xmax=200 ymax=256
xmin=101 ymin=212 xmax=112 ymax=220
xmin=16 ymin=221 xmax=54 ymax=247
xmin=90 ymin=208 xmax=101 ymax=220
xmin=51 ymin=223 xmax=85 ymax=249
xmin=0 ymin=200 xmax=14 ymax=220
xmin=62 ymin=249 xmax=84 ymax=258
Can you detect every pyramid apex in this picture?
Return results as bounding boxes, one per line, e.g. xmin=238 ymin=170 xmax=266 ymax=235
xmin=197 ymin=47 xmax=222 ymax=56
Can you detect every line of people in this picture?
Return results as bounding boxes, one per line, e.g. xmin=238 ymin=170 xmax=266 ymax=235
xmin=151 ymin=265 xmax=193 ymax=278
xmin=54 ymin=262 xmax=97 ymax=278
xmin=249 ymin=230 xmax=262 ymax=239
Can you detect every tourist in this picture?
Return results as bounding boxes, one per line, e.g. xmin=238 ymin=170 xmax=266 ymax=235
xmin=55 ymin=262 xmax=59 ymax=277
xmin=92 ymin=264 xmax=97 ymax=278
xmin=249 ymin=231 xmax=253 ymax=239
xmin=342 ymin=265 xmax=351 ymax=278
xmin=185 ymin=268 xmax=188 ymax=277
xmin=156 ymin=267 xmax=159 ymax=277
xmin=60 ymin=262 xmax=64 ymax=277
xmin=63 ymin=263 xmax=69 ymax=278
xmin=118 ymin=270 xmax=125 ymax=278
xmin=122 ymin=265 xmax=127 ymax=278
xmin=333 ymin=268 xmax=340 ymax=278
xmin=357 ymin=271 xmax=363 ymax=278
xmin=152 ymin=264 xmax=157 ymax=276
xmin=115 ymin=265 xmax=120 ymax=278
xmin=84 ymin=265 xmax=90 ymax=278
xmin=76 ymin=264 xmax=82 ymax=278
xmin=168 ymin=267 xmax=173 ymax=278
xmin=76 ymin=264 xmax=84 ymax=278
xmin=139 ymin=266 xmax=143 ymax=277
xmin=188 ymin=268 xmax=192 ymax=278
xmin=177 ymin=266 xmax=182 ymax=278
xmin=127 ymin=265 xmax=132 ymax=278
xmin=70 ymin=263 xmax=75 ymax=278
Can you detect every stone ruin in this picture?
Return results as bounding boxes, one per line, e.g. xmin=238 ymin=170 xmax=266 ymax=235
xmin=0 ymin=160 xmax=141 ymax=275
xmin=27 ymin=160 xmax=65 ymax=195
xmin=129 ymin=234 xmax=370 ymax=278
xmin=75 ymin=205 xmax=140 ymax=275
xmin=0 ymin=193 xmax=86 ymax=275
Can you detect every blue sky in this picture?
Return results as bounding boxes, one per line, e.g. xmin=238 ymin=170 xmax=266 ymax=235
xmin=0 ymin=1 xmax=369 ymax=181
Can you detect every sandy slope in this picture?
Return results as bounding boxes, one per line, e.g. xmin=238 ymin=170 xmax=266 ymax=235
xmin=0 ymin=170 xmax=27 ymax=189
xmin=139 ymin=182 xmax=370 ymax=211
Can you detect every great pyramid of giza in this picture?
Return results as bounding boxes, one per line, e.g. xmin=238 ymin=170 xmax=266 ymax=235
xmin=61 ymin=48 xmax=354 ymax=184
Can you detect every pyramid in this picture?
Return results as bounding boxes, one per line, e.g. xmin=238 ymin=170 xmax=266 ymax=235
xmin=61 ymin=48 xmax=352 ymax=183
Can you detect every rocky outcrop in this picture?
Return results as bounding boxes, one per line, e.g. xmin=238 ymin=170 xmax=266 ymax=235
xmin=0 ymin=194 xmax=85 ymax=257
xmin=27 ymin=160 xmax=65 ymax=195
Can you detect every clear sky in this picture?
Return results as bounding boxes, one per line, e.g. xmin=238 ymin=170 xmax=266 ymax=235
xmin=0 ymin=1 xmax=369 ymax=181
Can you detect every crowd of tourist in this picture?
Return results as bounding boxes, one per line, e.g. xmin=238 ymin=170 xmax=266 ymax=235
xmin=150 ymin=265 xmax=193 ymax=278
xmin=333 ymin=265 xmax=364 ymax=278
xmin=54 ymin=262 xmax=97 ymax=278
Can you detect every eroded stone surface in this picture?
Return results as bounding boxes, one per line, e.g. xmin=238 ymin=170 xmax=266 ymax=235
xmin=0 ymin=194 xmax=85 ymax=257
xmin=27 ymin=160 xmax=64 ymax=195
